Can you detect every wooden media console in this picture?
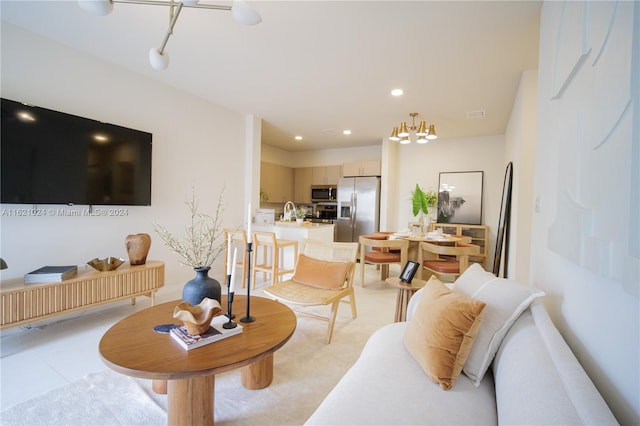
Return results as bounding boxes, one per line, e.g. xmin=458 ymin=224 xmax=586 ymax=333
xmin=0 ymin=260 xmax=164 ymax=330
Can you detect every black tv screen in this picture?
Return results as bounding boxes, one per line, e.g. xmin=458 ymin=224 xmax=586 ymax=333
xmin=1 ymin=98 xmax=152 ymax=206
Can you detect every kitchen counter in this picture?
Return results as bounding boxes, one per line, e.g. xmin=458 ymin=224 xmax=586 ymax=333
xmin=253 ymin=221 xmax=335 ymax=241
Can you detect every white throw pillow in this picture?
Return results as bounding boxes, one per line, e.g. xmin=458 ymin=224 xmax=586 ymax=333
xmin=453 ymin=264 xmax=545 ymax=386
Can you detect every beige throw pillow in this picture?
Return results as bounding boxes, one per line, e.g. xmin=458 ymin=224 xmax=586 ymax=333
xmin=292 ymin=254 xmax=351 ymax=290
xmin=403 ymin=277 xmax=486 ymax=390
xmin=453 ymin=264 xmax=546 ymax=386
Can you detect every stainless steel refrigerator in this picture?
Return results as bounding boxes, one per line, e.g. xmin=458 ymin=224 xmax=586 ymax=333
xmin=336 ymin=176 xmax=381 ymax=242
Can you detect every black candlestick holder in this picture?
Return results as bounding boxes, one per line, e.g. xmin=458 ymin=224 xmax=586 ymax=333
xmin=225 ymin=273 xmax=236 ymax=320
xmin=240 ymin=241 xmax=256 ymax=323
xmin=222 ymin=291 xmax=237 ymax=329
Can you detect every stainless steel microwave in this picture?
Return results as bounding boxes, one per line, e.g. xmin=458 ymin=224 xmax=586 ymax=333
xmin=311 ymin=185 xmax=337 ymax=202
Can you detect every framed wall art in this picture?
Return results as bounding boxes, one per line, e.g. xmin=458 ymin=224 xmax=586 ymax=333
xmin=437 ymin=171 xmax=484 ymax=225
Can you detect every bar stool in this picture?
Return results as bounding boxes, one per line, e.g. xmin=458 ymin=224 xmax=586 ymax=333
xmin=223 ymin=229 xmax=249 ymax=288
xmin=252 ymin=231 xmax=298 ymax=288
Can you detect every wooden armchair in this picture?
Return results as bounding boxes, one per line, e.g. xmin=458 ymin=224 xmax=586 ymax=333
xmin=417 ymin=241 xmax=480 ymax=282
xmin=358 ymin=235 xmax=408 ymax=287
xmin=263 ymin=238 xmax=359 ymax=344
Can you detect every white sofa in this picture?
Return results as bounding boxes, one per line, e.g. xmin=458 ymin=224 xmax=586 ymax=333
xmin=306 ymin=268 xmax=617 ymax=425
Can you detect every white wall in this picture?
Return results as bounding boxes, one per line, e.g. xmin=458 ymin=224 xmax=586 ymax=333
xmin=383 ymin=134 xmax=505 ymax=268
xmin=504 ymin=70 xmax=538 ymax=283
xmin=261 ymin=142 xmax=382 ymax=169
xmin=531 ymin=1 xmax=639 ymax=423
xmin=0 ymin=23 xmax=250 ymax=288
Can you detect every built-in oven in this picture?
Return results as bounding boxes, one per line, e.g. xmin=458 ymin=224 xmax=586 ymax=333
xmin=311 ymin=185 xmax=337 ymax=202
xmin=314 ymin=202 xmax=337 ymax=221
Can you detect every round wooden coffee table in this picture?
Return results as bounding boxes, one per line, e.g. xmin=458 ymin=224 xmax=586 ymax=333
xmin=99 ymin=295 xmax=296 ymax=425
xmin=385 ymin=277 xmax=427 ymax=322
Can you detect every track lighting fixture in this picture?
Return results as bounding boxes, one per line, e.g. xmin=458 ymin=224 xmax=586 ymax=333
xmin=78 ymin=0 xmax=262 ymax=70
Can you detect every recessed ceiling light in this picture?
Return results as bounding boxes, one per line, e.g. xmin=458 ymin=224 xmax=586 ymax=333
xmin=343 ymin=130 xmax=351 ymax=135
xmin=391 ymin=89 xmax=404 ymax=96
xmin=295 ymin=136 xmax=303 ymax=141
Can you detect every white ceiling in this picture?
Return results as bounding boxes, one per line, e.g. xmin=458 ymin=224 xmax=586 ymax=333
xmin=0 ymin=0 xmax=541 ymax=152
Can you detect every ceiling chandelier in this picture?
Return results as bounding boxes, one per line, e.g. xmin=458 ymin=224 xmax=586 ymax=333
xmin=389 ymin=112 xmax=437 ymax=144
xmin=78 ymin=0 xmax=262 ymax=71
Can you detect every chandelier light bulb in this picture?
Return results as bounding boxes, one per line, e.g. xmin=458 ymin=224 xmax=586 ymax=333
xmin=416 ymin=121 xmax=428 ymax=136
xmin=389 ymin=127 xmax=400 ymax=141
xmin=426 ymin=124 xmax=438 ymax=140
xmin=398 ymin=122 xmax=409 ymax=137
xmin=399 ymin=137 xmax=411 ymax=145
xmin=417 ymin=137 xmax=428 ymax=144
xmin=149 ymin=48 xmax=170 ymax=70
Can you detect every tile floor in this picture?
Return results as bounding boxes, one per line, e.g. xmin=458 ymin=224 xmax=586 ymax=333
xmin=0 ymin=283 xmax=186 ymax=411
xmin=0 ymin=265 xmax=398 ymax=412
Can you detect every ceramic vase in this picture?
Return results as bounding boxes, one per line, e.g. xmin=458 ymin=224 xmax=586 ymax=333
xmin=125 ymin=233 xmax=151 ymax=265
xmin=182 ymin=267 xmax=222 ymax=306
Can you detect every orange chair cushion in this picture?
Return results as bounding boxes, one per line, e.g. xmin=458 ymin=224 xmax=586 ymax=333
xmin=403 ymin=277 xmax=486 ymax=390
xmin=363 ymin=234 xmax=388 ymax=240
xmin=292 ymin=254 xmax=351 ymax=290
xmin=365 ymin=252 xmax=401 ymax=263
xmin=424 ymin=260 xmax=460 ymax=274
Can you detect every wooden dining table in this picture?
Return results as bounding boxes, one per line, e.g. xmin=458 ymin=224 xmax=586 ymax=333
xmin=391 ymin=234 xmax=462 ymax=262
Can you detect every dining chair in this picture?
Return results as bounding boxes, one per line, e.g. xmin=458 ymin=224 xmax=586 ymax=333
xmin=417 ymin=241 xmax=480 ymax=282
xmin=358 ymin=235 xmax=408 ymax=287
xmin=263 ymin=238 xmax=359 ymax=344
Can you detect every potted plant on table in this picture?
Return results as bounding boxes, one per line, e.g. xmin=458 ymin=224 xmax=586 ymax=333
xmin=411 ymin=184 xmax=437 ymax=233
xmin=153 ymin=186 xmax=227 ymax=305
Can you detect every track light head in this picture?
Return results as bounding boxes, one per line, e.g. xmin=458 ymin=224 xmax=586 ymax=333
xmin=232 ymin=0 xmax=262 ymax=25
xmin=149 ymin=48 xmax=170 ymax=70
xmin=78 ymin=0 xmax=113 ymax=16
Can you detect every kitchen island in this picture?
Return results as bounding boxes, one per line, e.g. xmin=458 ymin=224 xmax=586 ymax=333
xmin=253 ymin=221 xmax=335 ymax=244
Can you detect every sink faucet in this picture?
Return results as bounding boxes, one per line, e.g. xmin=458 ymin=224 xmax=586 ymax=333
xmin=283 ymin=201 xmax=296 ymax=221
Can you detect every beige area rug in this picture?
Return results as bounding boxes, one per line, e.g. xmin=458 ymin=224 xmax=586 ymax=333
xmin=0 ymin=278 xmax=397 ymax=426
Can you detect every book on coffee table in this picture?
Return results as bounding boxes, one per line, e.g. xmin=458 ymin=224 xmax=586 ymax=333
xmin=24 ymin=265 xmax=78 ymax=284
xmin=170 ymin=315 xmax=243 ymax=351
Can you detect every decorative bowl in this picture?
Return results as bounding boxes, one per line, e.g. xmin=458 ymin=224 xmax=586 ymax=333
xmin=87 ymin=257 xmax=125 ymax=271
xmin=173 ymin=297 xmax=223 ymax=335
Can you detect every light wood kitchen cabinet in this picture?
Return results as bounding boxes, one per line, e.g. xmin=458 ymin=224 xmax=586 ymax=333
xmin=342 ymin=160 xmax=381 ymax=177
xmin=294 ymin=167 xmax=313 ymax=203
xmin=312 ymin=165 xmax=341 ymax=185
xmin=261 ymin=162 xmax=294 ymax=203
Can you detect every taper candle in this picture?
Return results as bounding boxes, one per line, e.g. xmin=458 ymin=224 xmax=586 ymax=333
xmin=247 ymin=203 xmax=252 ymax=243
xmin=226 ymin=234 xmax=232 ymax=275
xmin=229 ymin=248 xmax=237 ymax=293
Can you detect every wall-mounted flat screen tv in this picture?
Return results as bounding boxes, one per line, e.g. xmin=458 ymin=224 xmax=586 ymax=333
xmin=1 ymin=98 xmax=152 ymax=206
